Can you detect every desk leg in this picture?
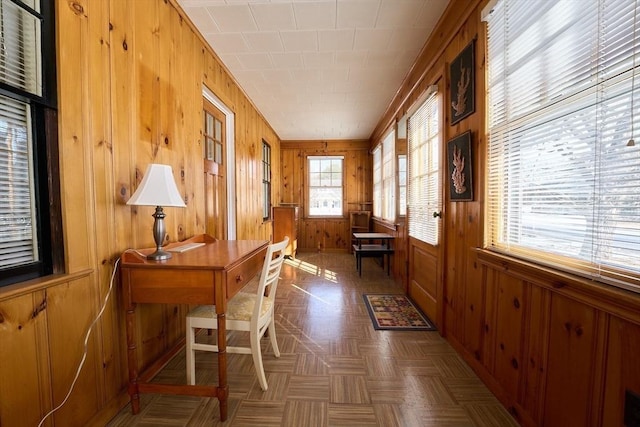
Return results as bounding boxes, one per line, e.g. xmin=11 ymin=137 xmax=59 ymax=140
xmin=216 ymin=312 xmax=228 ymax=421
xmin=125 ymin=301 xmax=140 ymax=414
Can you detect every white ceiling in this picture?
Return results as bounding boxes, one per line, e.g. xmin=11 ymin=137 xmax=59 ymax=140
xmin=177 ymin=0 xmax=450 ymax=141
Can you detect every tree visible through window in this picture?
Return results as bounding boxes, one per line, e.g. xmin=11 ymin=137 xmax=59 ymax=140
xmin=307 ymin=156 xmax=343 ymax=217
xmin=483 ymin=0 xmax=640 ymax=290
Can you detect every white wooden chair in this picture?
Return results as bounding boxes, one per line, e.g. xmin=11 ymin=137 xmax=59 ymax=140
xmin=186 ymin=236 xmax=289 ymax=391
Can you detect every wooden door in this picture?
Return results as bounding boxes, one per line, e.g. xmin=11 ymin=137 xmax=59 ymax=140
xmin=407 ymin=90 xmax=444 ymax=327
xmin=203 ymin=98 xmax=227 ymax=240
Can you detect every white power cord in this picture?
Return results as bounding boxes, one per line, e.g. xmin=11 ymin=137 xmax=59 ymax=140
xmin=37 ymin=257 xmax=120 ymax=427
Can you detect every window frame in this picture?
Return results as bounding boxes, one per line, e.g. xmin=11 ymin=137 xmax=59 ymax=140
xmin=0 ymin=0 xmax=61 ymax=288
xmin=483 ymin=0 xmax=640 ymax=291
xmin=372 ymin=145 xmax=381 ymax=218
xmin=397 ymin=153 xmax=407 ymax=217
xmin=261 ymin=139 xmax=271 ymax=221
xmin=372 ymin=129 xmax=396 ymax=223
xmin=306 ymin=155 xmax=344 ymax=218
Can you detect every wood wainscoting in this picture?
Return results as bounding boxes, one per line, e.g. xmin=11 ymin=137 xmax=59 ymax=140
xmin=446 ymin=249 xmax=640 ymax=426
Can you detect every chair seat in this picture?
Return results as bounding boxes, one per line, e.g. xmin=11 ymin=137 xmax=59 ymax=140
xmin=187 ymin=293 xmax=274 ymax=321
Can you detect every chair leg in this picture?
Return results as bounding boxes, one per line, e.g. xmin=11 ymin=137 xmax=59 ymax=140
xmin=250 ymin=330 xmax=268 ymax=391
xmin=268 ymin=317 xmax=280 ymax=358
xmin=186 ymin=321 xmax=196 ymax=386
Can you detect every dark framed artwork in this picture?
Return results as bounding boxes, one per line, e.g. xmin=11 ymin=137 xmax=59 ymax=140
xmin=449 ymin=39 xmax=475 ymax=125
xmin=447 ymin=131 xmax=473 ymax=201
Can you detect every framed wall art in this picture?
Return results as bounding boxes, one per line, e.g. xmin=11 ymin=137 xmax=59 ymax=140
xmin=449 ymin=39 xmax=475 ymax=125
xmin=447 ymin=131 xmax=473 ymax=201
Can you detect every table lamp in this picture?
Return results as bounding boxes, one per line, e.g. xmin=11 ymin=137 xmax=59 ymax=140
xmin=127 ymin=163 xmax=186 ymax=260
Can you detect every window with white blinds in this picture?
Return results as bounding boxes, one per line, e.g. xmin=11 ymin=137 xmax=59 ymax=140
xmin=398 ymin=154 xmax=407 ymax=216
xmin=0 ymin=95 xmax=36 ymax=268
xmin=0 ymin=0 xmax=42 ymax=96
xmin=1 ymin=0 xmax=56 ymax=287
xmin=382 ymin=130 xmax=395 ymax=222
xmin=372 ymin=146 xmax=381 ymax=217
xmin=373 ymin=130 xmax=396 ymax=222
xmin=484 ymin=0 xmax=640 ymax=291
xmin=408 ymin=91 xmax=441 ymax=245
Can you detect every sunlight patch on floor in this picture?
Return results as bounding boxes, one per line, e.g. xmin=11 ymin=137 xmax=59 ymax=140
xmin=289 ymin=283 xmax=332 ymax=306
xmin=285 ymin=258 xmax=339 ymax=283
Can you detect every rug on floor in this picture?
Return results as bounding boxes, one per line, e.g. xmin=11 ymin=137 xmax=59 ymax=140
xmin=363 ymin=294 xmax=437 ymax=331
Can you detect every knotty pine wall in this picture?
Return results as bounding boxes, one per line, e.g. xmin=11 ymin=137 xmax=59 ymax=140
xmin=0 ymin=1 xmax=280 ymax=426
xmin=368 ymin=0 xmax=640 ymax=425
xmin=280 ymin=140 xmax=371 ymax=252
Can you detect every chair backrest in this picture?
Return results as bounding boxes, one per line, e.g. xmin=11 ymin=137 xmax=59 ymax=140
xmin=253 ymin=236 xmax=289 ymax=321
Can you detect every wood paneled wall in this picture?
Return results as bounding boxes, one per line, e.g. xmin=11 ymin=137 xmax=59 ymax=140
xmin=0 ymin=1 xmax=280 ymax=426
xmin=280 ymin=140 xmax=371 ymax=252
xmin=371 ymin=0 xmax=640 ymax=425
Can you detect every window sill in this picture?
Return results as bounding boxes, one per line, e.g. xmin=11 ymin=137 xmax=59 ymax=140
xmin=306 ymin=216 xmax=346 ymax=220
xmin=0 ymin=269 xmax=93 ymax=302
xmin=372 ymin=217 xmax=398 ymax=232
xmin=475 ymin=248 xmax=640 ymax=325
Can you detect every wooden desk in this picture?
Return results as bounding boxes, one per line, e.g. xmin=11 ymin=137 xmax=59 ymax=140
xmin=352 ymin=232 xmax=394 ymax=276
xmin=120 ymin=234 xmax=268 ymax=421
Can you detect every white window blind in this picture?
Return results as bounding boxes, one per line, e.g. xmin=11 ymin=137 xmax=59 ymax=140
xmin=408 ymin=91 xmax=441 ymax=245
xmin=0 ymin=0 xmax=42 ymax=96
xmin=398 ymin=154 xmax=407 ymax=216
xmin=484 ymin=0 xmax=640 ymax=291
xmin=382 ymin=130 xmax=395 ymax=221
xmin=372 ymin=146 xmax=381 ymax=217
xmin=0 ymin=94 xmax=36 ymax=268
xmin=308 ymin=156 xmax=343 ymax=216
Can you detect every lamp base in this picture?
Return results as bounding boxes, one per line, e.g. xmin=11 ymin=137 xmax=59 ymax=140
xmin=146 ymin=249 xmax=172 ymax=261
xmin=148 ymin=206 xmax=171 ymax=261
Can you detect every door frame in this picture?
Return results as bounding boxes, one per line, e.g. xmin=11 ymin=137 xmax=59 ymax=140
xmin=203 ymin=85 xmax=236 ymax=239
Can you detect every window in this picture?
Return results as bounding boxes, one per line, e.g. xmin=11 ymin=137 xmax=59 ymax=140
xmin=203 ymin=102 xmax=223 ymax=165
xmin=308 ymin=156 xmax=343 ymax=217
xmin=382 ymin=130 xmax=395 ymax=221
xmin=372 ymin=130 xmax=396 ymax=222
xmin=262 ymin=140 xmax=271 ymax=220
xmin=407 ymin=89 xmax=441 ymax=245
xmin=484 ymin=0 xmax=640 ymax=290
xmin=398 ymin=154 xmax=407 ymax=216
xmin=0 ymin=0 xmax=59 ymax=287
xmin=372 ymin=146 xmax=381 ymax=217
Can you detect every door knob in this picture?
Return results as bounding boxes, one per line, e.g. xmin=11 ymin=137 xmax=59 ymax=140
xmin=433 ymin=211 xmax=442 ymax=218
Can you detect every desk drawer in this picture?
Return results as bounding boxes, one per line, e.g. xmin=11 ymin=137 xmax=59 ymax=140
xmin=226 ymin=248 xmax=266 ymax=298
xmin=128 ymin=269 xmax=215 ymax=304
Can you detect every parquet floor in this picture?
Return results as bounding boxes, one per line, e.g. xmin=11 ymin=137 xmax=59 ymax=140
xmin=107 ymin=252 xmax=518 ymax=426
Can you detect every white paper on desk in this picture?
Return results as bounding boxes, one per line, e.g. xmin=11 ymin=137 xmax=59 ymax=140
xmin=166 ymin=242 xmax=206 ymax=253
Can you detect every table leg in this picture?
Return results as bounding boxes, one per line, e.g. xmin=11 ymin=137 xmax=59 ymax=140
xmin=216 ymin=311 xmax=228 ymax=421
xmin=387 ymin=254 xmax=390 ymax=276
xmin=125 ymin=301 xmax=140 ymax=414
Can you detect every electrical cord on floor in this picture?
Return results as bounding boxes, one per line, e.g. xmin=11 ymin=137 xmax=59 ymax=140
xmin=37 ymin=257 xmax=120 ymax=427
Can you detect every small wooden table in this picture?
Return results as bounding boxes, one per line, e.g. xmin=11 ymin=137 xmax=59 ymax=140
xmin=352 ymin=232 xmax=395 ymax=276
xmin=120 ymin=234 xmax=268 ymax=421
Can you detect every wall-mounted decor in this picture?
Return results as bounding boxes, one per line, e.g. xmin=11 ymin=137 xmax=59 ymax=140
xmin=450 ymin=39 xmax=475 ymax=125
xmin=447 ymin=131 xmax=473 ymax=201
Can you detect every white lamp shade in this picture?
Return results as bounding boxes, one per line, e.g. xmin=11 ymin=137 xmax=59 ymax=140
xmin=126 ymin=164 xmax=186 ymax=207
